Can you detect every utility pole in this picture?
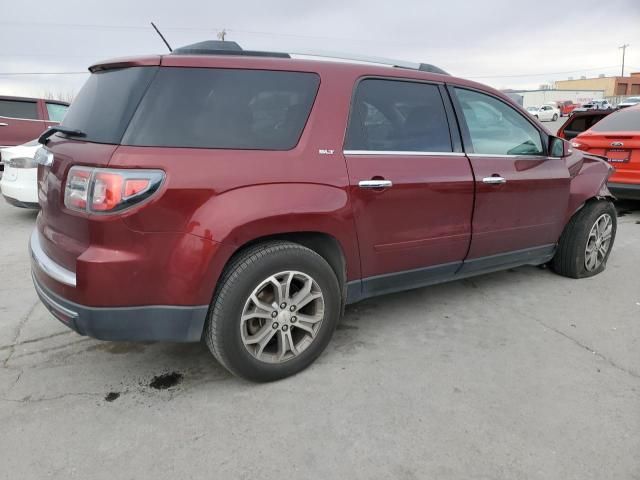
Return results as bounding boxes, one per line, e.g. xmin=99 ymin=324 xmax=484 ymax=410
xmin=619 ymin=44 xmax=630 ymax=77
xmin=217 ymin=29 xmax=227 ymax=41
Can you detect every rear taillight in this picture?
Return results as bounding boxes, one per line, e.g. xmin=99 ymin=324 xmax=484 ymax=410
xmin=571 ymin=141 xmax=588 ymax=151
xmin=64 ymin=167 xmax=164 ymax=214
xmin=7 ymin=157 xmax=39 ymax=169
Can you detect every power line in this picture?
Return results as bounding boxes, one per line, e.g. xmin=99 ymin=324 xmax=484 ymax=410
xmin=464 ymin=65 xmax=623 ymax=79
xmin=0 ymin=72 xmax=88 ymax=76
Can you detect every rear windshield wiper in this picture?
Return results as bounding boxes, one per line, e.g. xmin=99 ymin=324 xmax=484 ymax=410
xmin=38 ymin=126 xmax=86 ymax=145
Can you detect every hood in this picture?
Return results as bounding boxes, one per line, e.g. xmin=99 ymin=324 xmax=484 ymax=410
xmin=0 ymin=142 xmax=40 ymax=163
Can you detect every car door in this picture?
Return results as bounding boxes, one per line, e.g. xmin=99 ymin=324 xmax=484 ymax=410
xmin=343 ymin=78 xmax=474 ymax=296
xmin=0 ymin=98 xmax=46 ymax=147
xmin=450 ymin=86 xmax=571 ymax=272
xmin=539 ymin=105 xmax=552 ymax=121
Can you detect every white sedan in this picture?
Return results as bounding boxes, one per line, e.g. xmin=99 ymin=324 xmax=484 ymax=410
xmin=0 ymin=140 xmax=40 ymax=209
xmin=526 ymin=105 xmax=560 ymax=122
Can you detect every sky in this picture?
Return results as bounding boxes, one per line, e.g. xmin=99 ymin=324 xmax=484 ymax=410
xmin=1 ymin=0 xmax=639 ymax=99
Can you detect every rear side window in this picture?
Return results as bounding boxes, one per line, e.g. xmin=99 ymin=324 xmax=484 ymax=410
xmin=0 ymin=99 xmax=39 ymax=120
xmin=345 ymin=79 xmax=452 ymax=152
xmin=46 ymin=102 xmax=69 ymax=123
xmin=122 ymin=68 xmax=320 ymax=150
xmin=454 ymin=88 xmax=543 ymax=156
xmin=591 ymin=108 xmax=640 ymax=132
xmin=61 ymin=67 xmax=158 ymax=144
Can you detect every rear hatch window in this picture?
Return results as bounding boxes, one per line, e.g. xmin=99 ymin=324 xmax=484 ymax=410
xmin=591 ymin=108 xmax=640 ymax=132
xmin=122 ymin=68 xmax=320 ymax=150
xmin=61 ymin=67 xmax=158 ymax=144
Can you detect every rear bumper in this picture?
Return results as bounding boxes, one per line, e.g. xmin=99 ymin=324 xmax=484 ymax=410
xmin=30 ymin=229 xmax=209 ymax=342
xmin=32 ymin=272 xmax=208 ymax=342
xmin=3 ymin=194 xmax=39 ymax=209
xmin=608 ymin=182 xmax=640 ymax=200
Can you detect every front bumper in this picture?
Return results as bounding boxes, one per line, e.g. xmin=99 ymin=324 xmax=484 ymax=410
xmin=608 ymin=182 xmax=640 ymax=200
xmin=30 ymin=230 xmax=209 ymax=342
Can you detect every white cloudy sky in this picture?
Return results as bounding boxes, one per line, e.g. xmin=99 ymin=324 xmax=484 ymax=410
xmin=1 ymin=0 xmax=639 ymax=99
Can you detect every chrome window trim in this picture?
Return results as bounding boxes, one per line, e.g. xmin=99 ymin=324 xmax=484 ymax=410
xmin=29 ymin=229 xmax=77 ymax=287
xmin=466 ymin=153 xmax=549 ymax=159
xmin=343 ymin=150 xmax=465 ymax=156
xmin=0 ymin=115 xmax=42 ymax=123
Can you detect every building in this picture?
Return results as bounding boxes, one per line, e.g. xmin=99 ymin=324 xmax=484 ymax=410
xmin=502 ymin=89 xmax=604 ymax=108
xmin=555 ymin=73 xmax=640 ymax=97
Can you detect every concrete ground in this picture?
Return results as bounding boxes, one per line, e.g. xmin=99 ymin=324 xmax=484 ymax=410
xmin=0 ymin=196 xmax=639 ymax=480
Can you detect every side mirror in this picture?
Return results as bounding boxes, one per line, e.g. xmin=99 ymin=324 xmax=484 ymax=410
xmin=549 ymin=136 xmax=571 ymax=157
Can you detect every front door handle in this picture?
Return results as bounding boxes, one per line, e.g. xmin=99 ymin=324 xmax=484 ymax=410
xmin=358 ymin=179 xmax=393 ymax=189
xmin=0 ymin=122 xmax=8 ymax=127
xmin=482 ymin=176 xmax=506 ymax=185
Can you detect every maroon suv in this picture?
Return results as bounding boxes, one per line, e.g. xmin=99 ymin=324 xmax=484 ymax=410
xmin=0 ymin=95 xmax=69 ymax=148
xmin=30 ymin=42 xmax=616 ymax=381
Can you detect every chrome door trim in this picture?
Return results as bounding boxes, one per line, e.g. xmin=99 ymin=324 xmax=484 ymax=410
xmin=466 ymin=153 xmax=549 ymax=159
xmin=358 ymin=180 xmax=393 ymax=188
xmin=482 ymin=176 xmax=507 ymax=184
xmin=343 ymin=150 xmax=466 ymax=156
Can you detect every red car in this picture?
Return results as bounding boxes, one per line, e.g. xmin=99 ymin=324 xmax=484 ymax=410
xmin=0 ymin=95 xmax=69 ymax=149
xmin=30 ymin=41 xmax=617 ymax=381
xmin=570 ymin=105 xmax=640 ymax=200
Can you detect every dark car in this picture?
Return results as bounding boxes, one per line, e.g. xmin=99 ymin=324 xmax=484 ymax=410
xmin=30 ymin=41 xmax=616 ymax=381
xmin=556 ymin=109 xmax=615 ymax=140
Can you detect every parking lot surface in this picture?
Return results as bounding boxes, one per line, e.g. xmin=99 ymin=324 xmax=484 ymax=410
xmin=0 ymin=197 xmax=639 ymax=479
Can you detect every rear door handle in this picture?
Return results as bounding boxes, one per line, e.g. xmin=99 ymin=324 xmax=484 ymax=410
xmin=482 ymin=176 xmax=506 ymax=185
xmin=358 ymin=179 xmax=393 ymax=189
xmin=0 ymin=123 xmax=8 ymax=126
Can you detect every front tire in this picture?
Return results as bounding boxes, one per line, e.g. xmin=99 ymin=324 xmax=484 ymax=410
xmin=552 ymin=200 xmax=617 ymax=278
xmin=204 ymin=241 xmax=342 ymax=382
xmin=552 ymin=113 xmax=558 ymax=121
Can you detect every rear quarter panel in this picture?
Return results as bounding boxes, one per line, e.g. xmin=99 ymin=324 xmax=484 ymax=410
xmin=108 ymin=67 xmax=361 ymax=291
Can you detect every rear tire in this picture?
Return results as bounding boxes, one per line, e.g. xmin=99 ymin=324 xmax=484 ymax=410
xmin=551 ymin=200 xmax=617 ymax=278
xmin=204 ymin=241 xmax=342 ymax=382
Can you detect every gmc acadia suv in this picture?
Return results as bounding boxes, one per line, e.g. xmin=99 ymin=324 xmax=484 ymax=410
xmin=30 ymin=41 xmax=617 ymax=381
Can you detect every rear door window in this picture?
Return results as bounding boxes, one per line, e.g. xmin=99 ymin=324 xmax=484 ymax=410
xmin=45 ymin=102 xmax=69 ymax=123
xmin=0 ymin=99 xmax=39 ymax=120
xmin=122 ymin=68 xmax=320 ymax=150
xmin=344 ymin=79 xmax=452 ymax=152
xmin=454 ymin=88 xmax=544 ymax=156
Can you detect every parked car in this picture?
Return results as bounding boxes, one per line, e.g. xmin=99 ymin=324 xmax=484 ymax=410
xmin=0 ymin=139 xmax=40 ymax=208
xmin=556 ymin=110 xmax=614 ymax=140
xmin=617 ymin=96 xmax=640 ymax=109
xmin=557 ymin=100 xmax=578 ymax=117
xmin=30 ymin=41 xmax=617 ymax=381
xmin=526 ymin=105 xmax=559 ymax=121
xmin=570 ymin=105 xmax=640 ymax=200
xmin=572 ymin=99 xmax=612 ymax=114
xmin=0 ymin=96 xmax=68 ymax=171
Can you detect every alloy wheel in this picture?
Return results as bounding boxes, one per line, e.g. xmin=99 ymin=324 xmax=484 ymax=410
xmin=584 ymin=213 xmax=613 ymax=272
xmin=240 ymin=271 xmax=325 ymax=363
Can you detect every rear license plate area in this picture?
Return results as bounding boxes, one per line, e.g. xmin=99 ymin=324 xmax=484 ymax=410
xmin=606 ymin=149 xmax=630 ymax=163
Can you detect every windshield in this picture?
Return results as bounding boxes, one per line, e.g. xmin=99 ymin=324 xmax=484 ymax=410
xmin=591 ymin=108 xmax=640 ymax=132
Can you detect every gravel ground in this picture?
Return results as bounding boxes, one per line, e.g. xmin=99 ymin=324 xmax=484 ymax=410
xmin=0 ymin=195 xmax=638 ymax=480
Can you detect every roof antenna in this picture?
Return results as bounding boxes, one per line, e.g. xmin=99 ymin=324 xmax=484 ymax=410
xmin=150 ymin=22 xmax=173 ymax=52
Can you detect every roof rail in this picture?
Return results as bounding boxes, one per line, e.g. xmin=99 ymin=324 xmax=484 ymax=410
xmin=289 ymin=49 xmax=449 ymax=75
xmin=170 ymin=42 xmax=448 ymax=75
